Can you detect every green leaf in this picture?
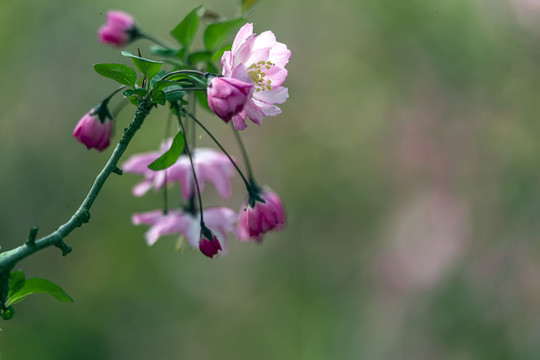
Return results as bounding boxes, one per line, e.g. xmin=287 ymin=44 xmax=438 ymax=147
xmin=148 ymin=130 xmax=185 ymax=171
xmin=167 ymin=73 xmax=207 ymax=87
xmin=150 ymin=46 xmax=181 ymax=57
xmin=171 ymin=6 xmax=202 ymax=49
xmin=152 ymin=80 xmax=191 ymax=92
xmin=164 ymin=86 xmax=186 ymax=102
xmin=211 ymin=43 xmax=232 ymax=63
xmin=123 ymin=88 xmax=148 ymax=97
xmin=204 ymin=18 xmax=245 ymax=50
xmin=8 ymin=271 xmax=25 ymax=298
xmin=188 ymin=51 xmax=213 ymax=64
xmin=206 ymin=61 xmax=219 ymax=75
xmin=196 ymin=90 xmax=211 ymax=113
xmin=150 ymin=70 xmax=167 ymax=88
xmin=241 ymin=0 xmax=259 ymax=14
xmin=128 ymin=96 xmax=140 ymax=106
xmin=0 ymin=306 xmax=14 ymax=320
xmin=121 ymin=51 xmax=163 ymax=81
xmin=151 ymin=90 xmax=166 ymax=106
xmin=7 ymin=278 xmax=73 ymax=306
xmin=94 ymin=63 xmax=137 ymax=87
xmin=176 ymin=49 xmax=187 ymax=60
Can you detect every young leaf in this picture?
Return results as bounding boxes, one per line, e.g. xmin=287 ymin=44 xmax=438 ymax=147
xmin=171 ymin=6 xmax=202 ymax=49
xmin=121 ymin=51 xmax=163 ymax=82
xmin=128 ymin=96 xmax=140 ymax=106
xmin=8 ymin=270 xmax=25 ymax=298
xmin=94 ymin=63 xmax=137 ymax=87
xmin=241 ymin=0 xmax=259 ymax=14
xmin=153 ymin=80 xmax=185 ymax=92
xmin=123 ymin=88 xmax=148 ymax=97
xmin=148 ymin=130 xmax=185 ymax=171
xmin=204 ymin=18 xmax=245 ymax=50
xmin=150 ymin=46 xmax=181 ymax=57
xmin=164 ymin=86 xmax=186 ymax=102
xmin=6 ymin=278 xmax=73 ymax=306
xmin=166 ymin=73 xmax=207 ymax=87
xmin=150 ymin=70 xmax=167 ymax=88
xmin=151 ymin=90 xmax=166 ymax=106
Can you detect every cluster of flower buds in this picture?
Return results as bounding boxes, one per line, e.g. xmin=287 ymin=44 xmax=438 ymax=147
xmin=72 ymin=9 xmax=290 ymax=258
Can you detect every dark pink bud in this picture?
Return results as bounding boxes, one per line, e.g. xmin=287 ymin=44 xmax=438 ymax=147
xmin=238 ymin=190 xmax=286 ymax=242
xmin=98 ymin=11 xmax=136 ymax=47
xmin=73 ymin=111 xmax=113 ymax=152
xmin=207 ymin=76 xmax=253 ymax=122
xmin=199 ymin=233 xmax=223 ymax=259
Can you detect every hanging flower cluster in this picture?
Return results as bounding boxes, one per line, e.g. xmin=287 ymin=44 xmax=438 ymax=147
xmin=73 ymin=8 xmax=290 ymax=258
xmin=0 ymin=4 xmax=291 ymax=322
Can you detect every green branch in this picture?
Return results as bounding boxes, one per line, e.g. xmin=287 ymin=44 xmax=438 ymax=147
xmin=0 ymin=100 xmax=153 ymax=311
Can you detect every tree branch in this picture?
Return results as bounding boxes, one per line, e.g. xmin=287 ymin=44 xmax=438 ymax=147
xmin=0 ymin=100 xmax=153 ymax=309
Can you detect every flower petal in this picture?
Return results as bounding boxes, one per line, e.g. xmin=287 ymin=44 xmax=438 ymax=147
xmin=232 ymin=23 xmax=254 ymax=54
xmin=253 ymin=86 xmax=289 ymax=105
xmin=122 ymin=152 xmax=160 ymax=174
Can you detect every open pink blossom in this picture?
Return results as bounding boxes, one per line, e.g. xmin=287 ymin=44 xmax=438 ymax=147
xmin=207 ymin=76 xmax=253 ymax=122
xmin=98 ymin=11 xmax=137 ymax=47
xmin=221 ymin=23 xmax=291 ymax=130
xmin=132 ymin=207 xmax=237 ymax=258
xmin=73 ymin=111 xmax=113 ymax=152
xmin=122 ymin=140 xmax=235 ymax=199
xmin=238 ymin=189 xmax=286 ymax=242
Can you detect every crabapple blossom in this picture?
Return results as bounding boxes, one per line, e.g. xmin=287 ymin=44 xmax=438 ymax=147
xmin=221 ymin=23 xmax=291 ymax=130
xmin=238 ymin=189 xmax=286 ymax=242
xmin=73 ymin=111 xmax=113 ymax=152
xmin=132 ymin=207 xmax=236 ymax=258
xmin=207 ymin=75 xmax=253 ymax=122
xmin=98 ymin=11 xmax=137 ymax=47
xmin=123 ymin=141 xmax=235 ymax=199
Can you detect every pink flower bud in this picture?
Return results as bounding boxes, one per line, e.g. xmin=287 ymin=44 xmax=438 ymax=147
xmin=73 ymin=112 xmax=113 ymax=152
xmin=238 ymin=190 xmax=286 ymax=242
xmin=199 ymin=233 xmax=223 ymax=258
xmin=98 ymin=11 xmax=136 ymax=47
xmin=207 ymin=76 xmax=253 ymax=123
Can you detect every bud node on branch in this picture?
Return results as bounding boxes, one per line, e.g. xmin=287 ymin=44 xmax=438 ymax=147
xmin=26 ymin=226 xmax=39 ymax=247
xmin=54 ymin=238 xmax=72 ymax=257
xmin=76 ymin=210 xmax=91 ymax=225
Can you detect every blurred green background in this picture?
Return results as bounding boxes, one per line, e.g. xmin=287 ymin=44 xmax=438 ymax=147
xmin=2 ymin=0 xmax=540 ymax=358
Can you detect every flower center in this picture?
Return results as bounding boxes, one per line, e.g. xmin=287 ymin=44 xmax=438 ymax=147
xmin=248 ymin=61 xmax=275 ymax=92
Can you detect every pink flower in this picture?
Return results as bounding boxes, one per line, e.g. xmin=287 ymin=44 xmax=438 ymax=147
xmin=207 ymin=76 xmax=253 ymax=122
xmin=132 ymin=207 xmax=236 ymax=258
xmin=122 ymin=141 xmax=235 ymax=199
xmin=221 ymin=23 xmax=291 ymax=130
xmin=238 ymin=189 xmax=286 ymax=242
xmin=73 ymin=111 xmax=113 ymax=152
xmin=98 ymin=11 xmax=137 ymax=47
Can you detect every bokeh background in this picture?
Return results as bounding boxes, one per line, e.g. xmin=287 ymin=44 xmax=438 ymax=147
xmin=2 ymin=0 xmax=540 ymax=358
